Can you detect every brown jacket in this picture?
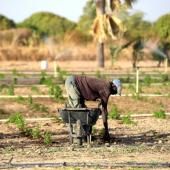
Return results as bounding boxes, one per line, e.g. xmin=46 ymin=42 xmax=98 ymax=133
xmin=75 ymin=75 xmax=111 ymax=109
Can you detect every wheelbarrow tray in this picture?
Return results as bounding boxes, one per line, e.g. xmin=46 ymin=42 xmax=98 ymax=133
xmin=58 ymin=108 xmax=101 ymax=126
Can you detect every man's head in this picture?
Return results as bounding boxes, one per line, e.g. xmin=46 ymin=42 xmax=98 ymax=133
xmin=112 ymin=79 xmax=122 ymax=96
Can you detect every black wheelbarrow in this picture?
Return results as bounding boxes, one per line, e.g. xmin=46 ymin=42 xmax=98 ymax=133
xmin=58 ymin=107 xmax=101 ymax=145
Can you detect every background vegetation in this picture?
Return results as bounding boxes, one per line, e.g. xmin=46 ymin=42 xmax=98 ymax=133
xmin=0 ymin=0 xmax=170 ymax=65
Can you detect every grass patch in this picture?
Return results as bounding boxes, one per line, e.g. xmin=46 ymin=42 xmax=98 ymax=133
xmin=109 ymin=105 xmax=120 ymax=120
xmin=8 ymin=112 xmax=26 ymax=130
xmin=121 ymin=113 xmax=135 ymax=125
xmin=8 ymin=112 xmax=53 ymax=144
xmin=153 ymin=108 xmax=166 ymax=119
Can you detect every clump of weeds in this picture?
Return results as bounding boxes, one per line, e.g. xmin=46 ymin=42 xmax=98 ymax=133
xmin=109 ymin=105 xmax=120 ymax=120
xmin=121 ymin=113 xmax=136 ymax=125
xmin=8 ymin=112 xmax=53 ymax=144
xmin=153 ymin=108 xmax=166 ymax=119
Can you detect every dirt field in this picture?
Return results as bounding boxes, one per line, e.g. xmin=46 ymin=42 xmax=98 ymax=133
xmin=0 ymin=116 xmax=170 ymax=170
xmin=0 ymin=60 xmax=170 ymax=170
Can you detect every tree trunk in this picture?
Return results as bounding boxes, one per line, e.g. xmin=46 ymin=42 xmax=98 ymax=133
xmin=95 ymin=0 xmax=106 ymax=68
xmin=97 ymin=42 xmax=105 ymax=67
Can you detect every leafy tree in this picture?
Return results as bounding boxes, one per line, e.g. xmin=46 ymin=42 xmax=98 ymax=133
xmin=0 ymin=15 xmax=16 ymax=30
xmin=122 ymin=12 xmax=152 ymax=68
xmin=152 ymin=14 xmax=170 ymax=66
xmin=77 ymin=0 xmax=96 ymax=34
xmin=154 ymin=13 xmax=170 ymax=40
xmin=18 ymin=12 xmax=76 ymax=38
xmin=124 ymin=12 xmax=152 ymax=40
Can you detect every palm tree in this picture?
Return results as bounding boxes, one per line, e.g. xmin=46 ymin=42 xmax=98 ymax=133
xmin=94 ymin=0 xmax=137 ymax=67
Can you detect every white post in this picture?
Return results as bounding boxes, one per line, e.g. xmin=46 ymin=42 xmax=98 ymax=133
xmin=136 ymin=67 xmax=139 ymax=94
xmin=164 ymin=58 xmax=168 ymax=73
xmin=40 ymin=60 xmax=48 ymax=71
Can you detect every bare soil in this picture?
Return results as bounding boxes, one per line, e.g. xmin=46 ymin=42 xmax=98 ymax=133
xmin=0 ymin=60 xmax=170 ymax=169
xmin=0 ymin=116 xmax=170 ymax=170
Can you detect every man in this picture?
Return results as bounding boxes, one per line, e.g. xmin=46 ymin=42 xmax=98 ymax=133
xmin=65 ymin=75 xmax=122 ymax=142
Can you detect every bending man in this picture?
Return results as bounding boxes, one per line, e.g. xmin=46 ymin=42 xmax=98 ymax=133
xmin=65 ymin=75 xmax=122 ymax=142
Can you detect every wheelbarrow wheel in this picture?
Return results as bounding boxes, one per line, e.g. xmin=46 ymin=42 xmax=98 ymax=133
xmin=76 ymin=120 xmax=82 ymax=145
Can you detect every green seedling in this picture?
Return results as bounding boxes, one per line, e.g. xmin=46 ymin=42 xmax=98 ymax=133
xmin=29 ymin=103 xmax=49 ymax=113
xmin=31 ymin=86 xmax=40 ymax=94
xmin=56 ymin=66 xmax=68 ymax=82
xmin=31 ymin=126 xmax=41 ymax=139
xmin=39 ymin=71 xmax=47 ymax=84
xmin=109 ymin=105 xmax=120 ymax=120
xmin=43 ymin=131 xmax=52 ymax=145
xmin=15 ymin=96 xmax=26 ymax=104
xmin=153 ymin=108 xmax=166 ymax=119
xmin=121 ymin=113 xmax=135 ymax=125
xmin=7 ymin=85 xmax=15 ymax=95
xmin=49 ymin=84 xmax=64 ymax=101
xmin=143 ymin=75 xmax=152 ymax=86
xmin=8 ymin=112 xmax=26 ymax=130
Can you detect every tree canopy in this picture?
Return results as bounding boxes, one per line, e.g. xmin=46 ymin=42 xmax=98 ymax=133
xmin=18 ymin=12 xmax=76 ymax=38
xmin=154 ymin=13 xmax=170 ymax=40
xmin=0 ymin=15 xmax=16 ymax=30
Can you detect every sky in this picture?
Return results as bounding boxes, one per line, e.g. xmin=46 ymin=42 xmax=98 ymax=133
xmin=0 ymin=0 xmax=170 ymax=23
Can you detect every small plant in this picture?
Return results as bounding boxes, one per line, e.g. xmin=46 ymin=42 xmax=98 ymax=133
xmin=29 ymin=103 xmax=49 ymax=113
xmin=50 ymin=84 xmax=64 ymax=101
xmin=109 ymin=105 xmax=120 ymax=120
xmin=161 ymin=73 xmax=169 ymax=82
xmin=43 ymin=131 xmax=52 ymax=145
xmin=31 ymin=86 xmax=40 ymax=94
xmin=8 ymin=112 xmax=26 ymax=130
xmin=39 ymin=71 xmax=47 ymax=84
xmin=7 ymin=85 xmax=15 ymax=95
xmin=28 ymin=95 xmax=33 ymax=105
xmin=121 ymin=113 xmax=134 ymax=125
xmin=143 ymin=75 xmax=152 ymax=86
xmin=56 ymin=66 xmax=68 ymax=82
xmin=153 ymin=108 xmax=166 ymax=119
xmin=15 ymin=96 xmax=25 ymax=104
xmin=31 ymin=126 xmax=41 ymax=139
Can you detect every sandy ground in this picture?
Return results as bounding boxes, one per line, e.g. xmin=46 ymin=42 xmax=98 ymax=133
xmin=0 ymin=60 xmax=170 ymax=169
xmin=0 ymin=60 xmax=169 ymax=72
xmin=0 ymin=117 xmax=170 ymax=170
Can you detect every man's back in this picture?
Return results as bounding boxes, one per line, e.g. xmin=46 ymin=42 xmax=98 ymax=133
xmin=75 ymin=75 xmax=111 ymax=103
